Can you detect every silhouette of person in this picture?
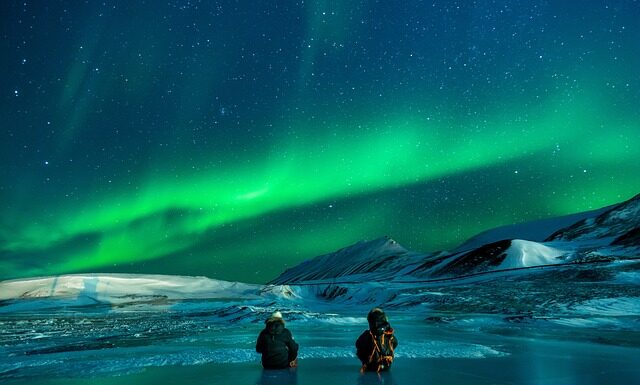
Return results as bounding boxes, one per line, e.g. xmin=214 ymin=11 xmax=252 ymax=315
xmin=256 ymin=311 xmax=299 ymax=369
xmin=356 ymin=308 xmax=398 ymax=372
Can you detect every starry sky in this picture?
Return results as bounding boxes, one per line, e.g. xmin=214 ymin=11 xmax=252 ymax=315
xmin=1 ymin=1 xmax=639 ymax=283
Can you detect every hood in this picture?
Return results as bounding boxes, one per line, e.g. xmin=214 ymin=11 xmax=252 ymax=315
xmin=367 ymin=308 xmax=391 ymax=335
xmin=265 ymin=318 xmax=285 ymax=335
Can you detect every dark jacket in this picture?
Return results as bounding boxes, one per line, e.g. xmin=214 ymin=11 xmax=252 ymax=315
xmin=356 ymin=312 xmax=398 ymax=372
xmin=256 ymin=318 xmax=299 ymax=369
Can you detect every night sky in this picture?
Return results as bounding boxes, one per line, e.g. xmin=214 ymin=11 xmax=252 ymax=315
xmin=1 ymin=1 xmax=639 ymax=283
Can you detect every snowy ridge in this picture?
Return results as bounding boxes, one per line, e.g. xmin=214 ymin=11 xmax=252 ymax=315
xmin=454 ymin=206 xmax=612 ymax=252
xmin=271 ymin=236 xmax=426 ymax=284
xmin=547 ymin=193 xmax=640 ymax=242
xmin=0 ymin=274 xmax=262 ymax=303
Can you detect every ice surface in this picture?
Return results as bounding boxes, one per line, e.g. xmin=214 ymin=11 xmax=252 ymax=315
xmin=1 ymin=311 xmax=639 ymax=385
xmin=616 ymin=271 xmax=640 ymax=284
xmin=0 ymin=311 xmax=507 ymax=381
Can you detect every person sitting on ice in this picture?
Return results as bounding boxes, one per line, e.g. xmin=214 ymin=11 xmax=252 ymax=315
xmin=256 ymin=311 xmax=299 ymax=369
xmin=356 ymin=308 xmax=398 ymax=372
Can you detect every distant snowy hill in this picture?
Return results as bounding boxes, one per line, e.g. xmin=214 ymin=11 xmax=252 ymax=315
xmin=0 ymin=274 xmax=264 ymax=313
xmin=0 ymin=274 xmax=261 ymax=301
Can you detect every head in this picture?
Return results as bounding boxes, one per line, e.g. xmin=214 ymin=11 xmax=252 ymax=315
xmin=265 ymin=311 xmax=285 ymax=334
xmin=367 ymin=308 xmax=390 ymax=334
xmin=269 ymin=311 xmax=283 ymax=321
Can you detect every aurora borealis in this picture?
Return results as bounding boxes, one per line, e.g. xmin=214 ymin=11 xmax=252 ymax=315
xmin=1 ymin=1 xmax=639 ymax=283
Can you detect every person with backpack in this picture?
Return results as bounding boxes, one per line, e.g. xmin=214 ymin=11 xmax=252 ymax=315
xmin=356 ymin=308 xmax=398 ymax=372
xmin=256 ymin=311 xmax=299 ymax=369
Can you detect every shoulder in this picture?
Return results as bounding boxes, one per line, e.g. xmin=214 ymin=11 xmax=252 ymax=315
xmin=356 ymin=330 xmax=371 ymax=342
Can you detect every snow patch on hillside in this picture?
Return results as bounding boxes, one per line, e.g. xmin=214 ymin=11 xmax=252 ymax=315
xmin=454 ymin=206 xmax=611 ymax=252
xmin=499 ymin=240 xmax=566 ymax=269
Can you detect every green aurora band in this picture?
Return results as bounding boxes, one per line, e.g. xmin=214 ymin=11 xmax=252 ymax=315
xmin=4 ymin=88 xmax=639 ymax=280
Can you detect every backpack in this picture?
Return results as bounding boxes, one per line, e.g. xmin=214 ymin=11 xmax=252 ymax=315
xmin=361 ymin=329 xmax=395 ymax=372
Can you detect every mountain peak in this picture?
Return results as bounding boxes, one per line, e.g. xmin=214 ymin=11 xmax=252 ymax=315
xmin=269 ymin=235 xmax=418 ymax=284
xmin=340 ymin=235 xmax=407 ymax=254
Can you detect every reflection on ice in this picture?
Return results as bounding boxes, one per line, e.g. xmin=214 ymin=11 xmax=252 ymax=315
xmin=257 ymin=368 xmax=298 ymax=385
xmin=356 ymin=371 xmax=397 ymax=385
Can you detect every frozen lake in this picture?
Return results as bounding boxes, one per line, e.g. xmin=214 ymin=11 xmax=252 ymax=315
xmin=2 ymin=310 xmax=639 ymax=385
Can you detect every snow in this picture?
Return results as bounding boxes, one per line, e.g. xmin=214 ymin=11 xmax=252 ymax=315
xmin=454 ymin=206 xmax=612 ymax=252
xmin=606 ymin=197 xmax=640 ymax=222
xmin=0 ymin=274 xmax=262 ymax=302
xmin=573 ymin=297 xmax=640 ymax=317
xmin=548 ymin=317 xmax=634 ymax=329
xmin=498 ymin=240 xmax=566 ymax=269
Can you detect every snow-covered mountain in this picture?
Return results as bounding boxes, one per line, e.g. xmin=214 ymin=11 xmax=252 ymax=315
xmin=271 ymin=193 xmax=640 ymax=284
xmin=271 ymin=236 xmax=426 ymax=284
xmin=261 ymin=193 xmax=640 ymax=334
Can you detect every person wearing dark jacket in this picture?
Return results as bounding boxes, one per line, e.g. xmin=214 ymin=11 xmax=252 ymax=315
xmin=256 ymin=311 xmax=299 ymax=369
xmin=356 ymin=308 xmax=398 ymax=372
